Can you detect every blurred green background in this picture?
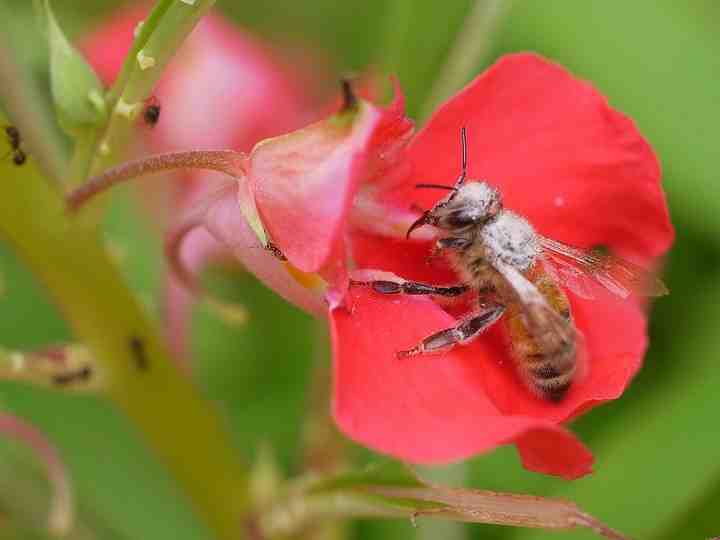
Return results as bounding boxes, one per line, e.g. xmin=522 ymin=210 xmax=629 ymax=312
xmin=0 ymin=0 xmax=719 ymax=539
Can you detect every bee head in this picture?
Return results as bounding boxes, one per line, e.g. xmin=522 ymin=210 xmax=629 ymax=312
xmin=406 ymin=127 xmax=502 ymax=238
xmin=406 ymin=181 xmax=502 ymax=238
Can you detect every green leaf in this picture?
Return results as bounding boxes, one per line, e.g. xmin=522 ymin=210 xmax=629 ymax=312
xmin=311 ymin=460 xmax=425 ymax=493
xmin=43 ymin=0 xmax=106 ymax=134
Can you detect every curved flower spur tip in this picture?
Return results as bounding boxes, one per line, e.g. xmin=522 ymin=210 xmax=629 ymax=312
xmin=163 ymin=184 xmax=251 ymax=324
xmin=403 ymin=52 xmax=673 ymax=261
xmin=247 ymin=79 xmax=413 ymax=277
xmin=0 ymin=414 xmax=74 ymax=536
xmin=163 ymin=225 xmax=245 ymax=361
xmin=329 ymin=285 xmax=593 ymax=480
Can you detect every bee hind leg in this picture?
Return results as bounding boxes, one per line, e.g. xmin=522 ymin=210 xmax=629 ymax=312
xmin=398 ymin=304 xmax=505 ymax=358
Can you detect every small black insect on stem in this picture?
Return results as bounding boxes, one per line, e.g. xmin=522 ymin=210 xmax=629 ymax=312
xmin=51 ymin=365 xmax=92 ymax=387
xmin=129 ymin=336 xmax=149 ymax=371
xmin=143 ymin=98 xmax=161 ymax=127
xmin=340 ymin=78 xmax=357 ymax=112
xmin=265 ymin=241 xmax=287 ymax=261
xmin=4 ymin=125 xmax=26 ymax=166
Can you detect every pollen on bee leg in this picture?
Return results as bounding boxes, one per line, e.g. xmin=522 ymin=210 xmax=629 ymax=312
xmin=397 ymin=328 xmax=458 ymax=359
xmin=396 ymin=345 xmax=424 ymax=359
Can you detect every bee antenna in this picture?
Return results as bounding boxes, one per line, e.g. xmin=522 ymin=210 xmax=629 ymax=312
xmin=415 ymin=183 xmax=457 ymax=191
xmin=456 ymin=126 xmax=468 ymax=187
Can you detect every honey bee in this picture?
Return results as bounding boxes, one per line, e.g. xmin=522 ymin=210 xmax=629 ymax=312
xmin=355 ymin=128 xmax=667 ymax=401
xmin=4 ymin=125 xmax=26 ymax=166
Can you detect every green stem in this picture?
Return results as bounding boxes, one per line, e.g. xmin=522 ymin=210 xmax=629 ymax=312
xmin=0 ymin=166 xmax=249 ymax=539
xmin=299 ymin=323 xmax=350 ymax=540
xmin=66 ymin=129 xmax=97 ymax=187
xmin=416 ymin=465 xmax=467 ymax=540
xmin=77 ymin=0 xmax=216 ymax=193
xmin=417 ymin=0 xmax=510 ymax=122
xmin=378 ymin=0 xmax=413 ymax=77
xmin=97 ymin=0 xmax=215 ymax=157
xmin=255 ymin=492 xmax=409 ymax=538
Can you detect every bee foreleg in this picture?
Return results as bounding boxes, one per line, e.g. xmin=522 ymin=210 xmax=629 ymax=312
xmin=397 ymin=304 xmax=505 ymax=358
xmin=353 ymin=279 xmax=469 ymax=297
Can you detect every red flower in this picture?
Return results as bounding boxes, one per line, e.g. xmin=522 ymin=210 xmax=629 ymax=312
xmin=82 ymin=11 xmax=669 ymax=478
xmin=198 ymin=53 xmax=672 ymax=479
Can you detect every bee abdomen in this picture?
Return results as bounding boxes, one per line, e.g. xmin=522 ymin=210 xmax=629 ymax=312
xmin=523 ymin=349 xmax=576 ymax=402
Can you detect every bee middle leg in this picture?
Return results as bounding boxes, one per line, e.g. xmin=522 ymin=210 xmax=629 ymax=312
xmin=353 ymin=279 xmax=469 ymax=297
xmin=397 ymin=304 xmax=505 ymax=358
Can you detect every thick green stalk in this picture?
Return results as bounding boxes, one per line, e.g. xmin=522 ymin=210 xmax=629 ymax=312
xmin=0 ymin=164 xmax=249 ymax=539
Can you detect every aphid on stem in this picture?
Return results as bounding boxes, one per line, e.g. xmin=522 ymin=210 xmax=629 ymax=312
xmin=4 ymin=125 xmax=27 ymax=166
xmin=142 ymin=96 xmax=161 ymax=127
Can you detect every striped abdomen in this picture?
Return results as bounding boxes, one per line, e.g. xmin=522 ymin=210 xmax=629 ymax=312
xmin=505 ymin=271 xmax=576 ymax=401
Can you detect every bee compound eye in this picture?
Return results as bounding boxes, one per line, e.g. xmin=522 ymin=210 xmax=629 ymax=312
xmin=445 ymin=209 xmax=481 ymax=228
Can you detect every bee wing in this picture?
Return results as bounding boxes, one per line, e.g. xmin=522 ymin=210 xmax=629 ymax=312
xmin=539 ymin=236 xmax=668 ymax=299
xmin=540 ymin=255 xmax=596 ymax=300
xmin=493 ymin=260 xmax=575 ymax=351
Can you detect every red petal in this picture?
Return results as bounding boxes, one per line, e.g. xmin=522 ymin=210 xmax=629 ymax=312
xmin=330 ymin=286 xmax=593 ymax=479
xmin=399 ymin=53 xmax=673 ymax=262
xmin=353 ymin=228 xmax=647 ymax=422
xmin=352 ymin=231 xmax=455 ymax=283
xmin=250 ymin=100 xmax=402 ymax=275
